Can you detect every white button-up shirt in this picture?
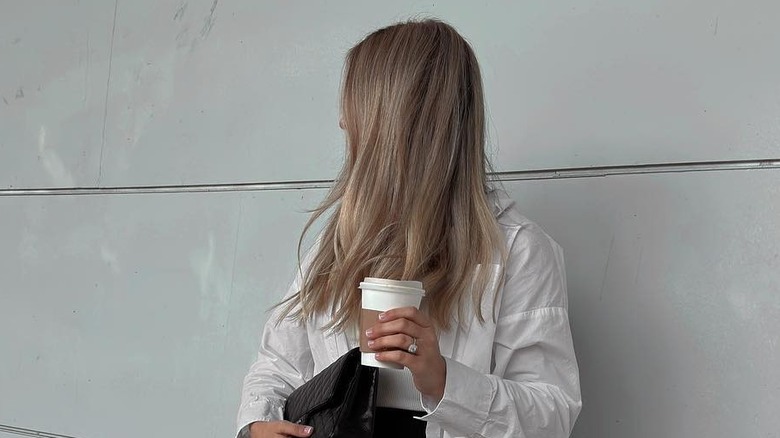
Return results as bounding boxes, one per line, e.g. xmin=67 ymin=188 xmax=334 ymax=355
xmin=237 ymin=189 xmax=582 ymax=438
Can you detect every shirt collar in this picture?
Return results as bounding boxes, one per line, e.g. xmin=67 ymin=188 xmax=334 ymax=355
xmin=487 ymin=186 xmax=514 ymax=218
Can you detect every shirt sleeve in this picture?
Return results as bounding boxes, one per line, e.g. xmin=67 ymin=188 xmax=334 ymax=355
xmin=418 ymin=224 xmax=583 ymax=438
xmin=235 ymin=257 xmax=315 ymax=437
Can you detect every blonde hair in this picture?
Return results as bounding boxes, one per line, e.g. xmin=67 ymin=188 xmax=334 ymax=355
xmin=277 ymin=18 xmax=505 ymax=331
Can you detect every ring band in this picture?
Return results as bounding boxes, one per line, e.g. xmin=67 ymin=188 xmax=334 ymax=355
xmin=408 ymin=337 xmax=418 ymax=354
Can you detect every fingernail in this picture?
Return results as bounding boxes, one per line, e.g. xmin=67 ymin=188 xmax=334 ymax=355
xmin=365 ymin=328 xmax=373 ymax=337
xmin=367 ymin=340 xmax=375 ymax=348
xmin=303 ymin=426 xmax=313 ymax=435
xmin=378 ymin=312 xmax=386 ymax=320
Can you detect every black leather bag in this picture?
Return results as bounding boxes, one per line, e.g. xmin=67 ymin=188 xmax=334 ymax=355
xmin=284 ymin=347 xmax=378 ymax=438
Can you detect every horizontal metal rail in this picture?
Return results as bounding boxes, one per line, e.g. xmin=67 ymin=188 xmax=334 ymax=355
xmin=0 ymin=159 xmax=778 ymax=197
xmin=0 ymin=424 xmax=81 ymax=438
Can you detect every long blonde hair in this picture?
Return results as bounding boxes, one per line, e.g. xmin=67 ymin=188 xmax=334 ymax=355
xmin=277 ymin=18 xmax=505 ymax=331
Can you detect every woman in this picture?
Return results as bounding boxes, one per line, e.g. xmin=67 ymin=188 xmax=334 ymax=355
xmin=237 ymin=18 xmax=581 ymax=438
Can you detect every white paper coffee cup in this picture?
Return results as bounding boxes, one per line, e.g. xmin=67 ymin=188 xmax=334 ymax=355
xmin=359 ymin=277 xmax=425 ymax=369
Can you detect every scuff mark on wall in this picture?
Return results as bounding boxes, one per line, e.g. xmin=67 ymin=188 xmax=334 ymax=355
xmin=15 ymin=87 xmax=24 ymax=99
xmin=190 ymin=232 xmax=231 ymax=322
xmin=599 ymin=234 xmax=616 ymax=301
xmin=175 ymin=25 xmax=191 ymax=49
xmin=2 ymin=96 xmax=8 ymax=105
xmin=101 ymin=245 xmax=121 ymax=274
xmin=633 ymin=245 xmax=644 ymax=286
xmin=174 ymin=0 xmax=219 ymax=52
xmin=200 ymin=0 xmax=219 ymax=39
xmin=38 ymin=125 xmax=76 ymax=186
xmin=84 ymin=30 xmax=91 ymax=104
xmin=173 ymin=2 xmax=188 ymax=21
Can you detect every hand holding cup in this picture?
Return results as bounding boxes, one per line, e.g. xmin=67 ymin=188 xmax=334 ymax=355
xmin=359 ymin=278 xmax=446 ymax=403
xmin=366 ymin=306 xmax=447 ymax=403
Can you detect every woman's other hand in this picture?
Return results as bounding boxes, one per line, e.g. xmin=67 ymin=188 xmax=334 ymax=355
xmin=366 ymin=306 xmax=447 ymax=403
xmin=249 ymin=421 xmax=313 ymax=438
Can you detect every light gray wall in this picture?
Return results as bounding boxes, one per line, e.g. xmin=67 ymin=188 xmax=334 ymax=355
xmin=4 ymin=0 xmax=780 ymax=189
xmin=1 ymin=1 xmax=778 ymax=438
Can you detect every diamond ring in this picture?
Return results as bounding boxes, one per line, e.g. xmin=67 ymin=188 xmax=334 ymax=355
xmin=407 ymin=337 xmax=418 ymax=354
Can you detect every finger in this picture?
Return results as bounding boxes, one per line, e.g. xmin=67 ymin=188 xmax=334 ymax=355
xmin=368 ymin=333 xmax=415 ymax=352
xmin=274 ymin=421 xmax=313 ymax=437
xmin=379 ymin=306 xmax=432 ymax=329
xmin=368 ymin=317 xmax=425 ymax=340
xmin=375 ymin=349 xmax=418 ymax=370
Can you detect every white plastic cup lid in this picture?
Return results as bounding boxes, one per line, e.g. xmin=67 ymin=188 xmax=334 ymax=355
xmin=362 ymin=277 xmax=423 ymax=290
xmin=359 ymin=282 xmax=425 ymax=296
xmin=360 ymin=277 xmax=425 ymax=311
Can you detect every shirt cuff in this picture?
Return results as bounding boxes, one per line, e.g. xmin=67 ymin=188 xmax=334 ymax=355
xmin=237 ymin=424 xmax=251 ymax=438
xmin=414 ymin=357 xmax=495 ymax=436
xmin=236 ymin=397 xmax=285 ymax=438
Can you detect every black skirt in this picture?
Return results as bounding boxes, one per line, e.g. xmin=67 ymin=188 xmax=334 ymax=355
xmin=373 ymin=407 xmax=427 ymax=437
